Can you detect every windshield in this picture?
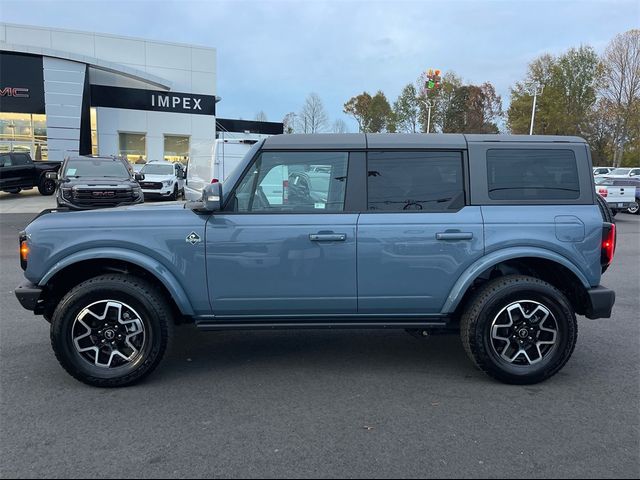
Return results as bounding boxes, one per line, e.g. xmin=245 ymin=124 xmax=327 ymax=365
xmin=64 ymin=159 xmax=129 ymax=178
xmin=141 ymin=164 xmax=174 ymax=175
xmin=609 ymin=168 xmax=630 ymax=175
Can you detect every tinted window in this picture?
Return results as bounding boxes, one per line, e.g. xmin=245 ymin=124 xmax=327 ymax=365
xmin=64 ymin=159 xmax=129 ymax=178
xmin=487 ymin=149 xmax=579 ymax=201
xmin=141 ymin=164 xmax=174 ymax=175
xmin=11 ymin=154 xmax=30 ymax=166
xmin=0 ymin=155 xmax=12 ymax=167
xmin=233 ymin=151 xmax=348 ymax=212
xmin=367 ymin=151 xmax=464 ymax=211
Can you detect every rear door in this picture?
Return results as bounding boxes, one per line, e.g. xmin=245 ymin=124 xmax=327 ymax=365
xmin=357 ymin=150 xmax=484 ymax=314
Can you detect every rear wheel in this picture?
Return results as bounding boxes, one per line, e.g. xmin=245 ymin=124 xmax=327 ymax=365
xmin=38 ymin=176 xmax=56 ymax=196
xmin=627 ymin=201 xmax=639 ymax=215
xmin=50 ymin=274 xmax=173 ymax=387
xmin=460 ymin=275 xmax=578 ymax=385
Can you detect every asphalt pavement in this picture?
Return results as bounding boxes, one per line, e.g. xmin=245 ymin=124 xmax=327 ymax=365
xmin=0 ymin=202 xmax=639 ymax=478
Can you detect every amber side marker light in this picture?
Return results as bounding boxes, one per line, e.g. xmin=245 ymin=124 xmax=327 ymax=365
xmin=19 ymin=232 xmax=28 ymax=270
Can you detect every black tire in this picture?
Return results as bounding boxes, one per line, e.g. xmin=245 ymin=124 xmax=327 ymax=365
xmin=38 ymin=176 xmax=56 ymax=196
xmin=4 ymin=188 xmax=21 ymax=194
xmin=50 ymin=274 xmax=173 ymax=387
xmin=170 ymin=185 xmax=178 ymax=201
xmin=596 ymin=193 xmax=614 ymax=223
xmin=460 ymin=275 xmax=578 ymax=385
xmin=627 ymin=201 xmax=640 ymax=215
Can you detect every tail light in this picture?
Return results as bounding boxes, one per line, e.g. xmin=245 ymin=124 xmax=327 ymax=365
xmin=211 ymin=178 xmax=219 ymax=184
xmin=601 ymin=222 xmax=616 ymax=271
xmin=598 ymin=187 xmax=608 ymax=198
xmin=19 ymin=231 xmax=28 ymax=271
xmin=282 ymin=180 xmax=289 ymax=204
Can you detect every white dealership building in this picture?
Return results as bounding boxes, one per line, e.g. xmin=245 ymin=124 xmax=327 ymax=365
xmin=0 ymin=23 xmax=218 ymax=164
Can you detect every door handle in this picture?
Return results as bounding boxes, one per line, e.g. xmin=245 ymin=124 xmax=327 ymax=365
xmin=436 ymin=232 xmax=474 ymax=241
xmin=309 ymin=233 xmax=347 ymax=242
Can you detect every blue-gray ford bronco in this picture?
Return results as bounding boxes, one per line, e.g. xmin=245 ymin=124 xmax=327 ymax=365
xmin=15 ymin=134 xmax=617 ymax=387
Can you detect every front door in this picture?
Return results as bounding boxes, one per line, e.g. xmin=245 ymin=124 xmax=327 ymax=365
xmin=206 ymin=150 xmax=357 ymax=317
xmin=357 ymin=150 xmax=484 ymax=314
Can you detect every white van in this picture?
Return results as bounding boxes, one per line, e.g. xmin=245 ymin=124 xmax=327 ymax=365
xmin=185 ymin=134 xmax=271 ymax=201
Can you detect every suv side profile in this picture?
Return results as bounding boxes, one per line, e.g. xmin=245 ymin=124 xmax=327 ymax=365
xmin=14 ymin=134 xmax=616 ymax=387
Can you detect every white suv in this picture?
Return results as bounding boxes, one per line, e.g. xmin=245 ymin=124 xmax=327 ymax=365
xmin=139 ymin=161 xmax=185 ymax=200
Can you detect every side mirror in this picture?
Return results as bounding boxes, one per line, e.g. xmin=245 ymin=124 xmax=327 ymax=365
xmin=46 ymin=172 xmax=58 ymax=180
xmin=135 ymin=173 xmax=145 ymax=181
xmin=188 ymin=182 xmax=222 ymax=213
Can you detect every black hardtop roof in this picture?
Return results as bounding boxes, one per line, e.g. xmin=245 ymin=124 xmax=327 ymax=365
xmin=262 ymin=133 xmax=587 ymax=150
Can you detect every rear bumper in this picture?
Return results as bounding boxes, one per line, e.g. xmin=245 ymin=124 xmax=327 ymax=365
xmin=585 ymin=286 xmax=616 ymax=319
xmin=15 ymin=281 xmax=43 ymax=312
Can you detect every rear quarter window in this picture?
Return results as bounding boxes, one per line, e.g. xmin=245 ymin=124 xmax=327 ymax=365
xmin=487 ymin=149 xmax=580 ymax=201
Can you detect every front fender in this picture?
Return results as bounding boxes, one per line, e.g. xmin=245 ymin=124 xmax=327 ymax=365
xmin=39 ymin=247 xmax=195 ymax=316
xmin=441 ymin=247 xmax=591 ymax=314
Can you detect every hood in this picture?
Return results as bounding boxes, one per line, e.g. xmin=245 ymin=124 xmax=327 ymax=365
xmin=62 ymin=176 xmax=134 ymax=186
xmin=29 ymin=201 xmax=190 ymax=229
xmin=140 ymin=174 xmax=174 ymax=182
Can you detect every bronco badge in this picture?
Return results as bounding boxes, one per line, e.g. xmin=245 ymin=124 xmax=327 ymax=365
xmin=186 ymin=232 xmax=201 ymax=245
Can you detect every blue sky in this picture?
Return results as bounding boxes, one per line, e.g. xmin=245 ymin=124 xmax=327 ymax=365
xmin=1 ymin=0 xmax=638 ymax=131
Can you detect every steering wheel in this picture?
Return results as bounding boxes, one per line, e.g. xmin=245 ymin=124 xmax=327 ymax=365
xmin=288 ymin=172 xmax=312 ymax=203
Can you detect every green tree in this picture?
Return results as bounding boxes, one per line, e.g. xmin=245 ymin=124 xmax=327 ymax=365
xmin=343 ymin=91 xmax=394 ymax=132
xmin=344 ymin=92 xmax=372 ymax=132
xmin=508 ymin=47 xmax=600 ymax=136
xmin=393 ymin=84 xmax=420 ymax=133
xmin=369 ymin=91 xmax=393 ymax=133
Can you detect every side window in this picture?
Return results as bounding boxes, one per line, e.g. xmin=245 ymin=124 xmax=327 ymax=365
xmin=487 ymin=149 xmax=579 ymax=201
xmin=11 ymin=154 xmax=30 ymax=166
xmin=233 ymin=151 xmax=349 ymax=212
xmin=0 ymin=155 xmax=12 ymax=167
xmin=367 ymin=151 xmax=464 ymax=212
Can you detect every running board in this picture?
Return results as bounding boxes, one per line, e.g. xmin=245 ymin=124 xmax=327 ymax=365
xmin=195 ymin=320 xmax=450 ymax=331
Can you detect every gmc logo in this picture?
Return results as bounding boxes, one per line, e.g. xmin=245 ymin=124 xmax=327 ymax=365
xmin=93 ymin=191 xmax=115 ymax=197
xmin=0 ymin=87 xmax=30 ymax=98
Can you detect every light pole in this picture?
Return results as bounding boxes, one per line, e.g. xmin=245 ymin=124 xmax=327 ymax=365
xmin=416 ymin=96 xmax=434 ymax=134
xmin=525 ymin=83 xmax=543 ymax=135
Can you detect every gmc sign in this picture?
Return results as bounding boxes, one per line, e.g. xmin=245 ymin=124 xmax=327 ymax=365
xmin=0 ymin=52 xmax=45 ymax=114
xmin=0 ymin=87 xmax=30 ymax=98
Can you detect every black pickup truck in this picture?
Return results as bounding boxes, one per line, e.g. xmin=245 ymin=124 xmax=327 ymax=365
xmin=0 ymin=152 xmax=61 ymax=195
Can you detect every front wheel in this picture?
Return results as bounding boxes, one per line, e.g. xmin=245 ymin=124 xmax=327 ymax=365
xmin=38 ymin=176 xmax=56 ymax=195
xmin=460 ymin=275 xmax=577 ymax=385
xmin=50 ymin=274 xmax=173 ymax=387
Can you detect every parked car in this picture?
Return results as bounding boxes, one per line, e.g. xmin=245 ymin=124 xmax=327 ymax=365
xmin=596 ymin=177 xmax=640 ymax=214
xmin=0 ymin=152 xmax=61 ymax=195
xmin=606 ymin=167 xmax=640 ymax=178
xmin=15 ymin=134 xmax=616 ymax=388
xmin=594 ymin=176 xmax=637 ymax=216
xmin=593 ymin=167 xmax=614 ymax=176
xmin=139 ymin=161 xmax=185 ymax=200
xmin=48 ymin=156 xmax=144 ymax=210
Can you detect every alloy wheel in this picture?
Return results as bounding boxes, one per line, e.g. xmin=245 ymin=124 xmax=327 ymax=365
xmin=489 ymin=300 xmax=559 ymax=366
xmin=71 ymin=300 xmax=146 ymax=369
